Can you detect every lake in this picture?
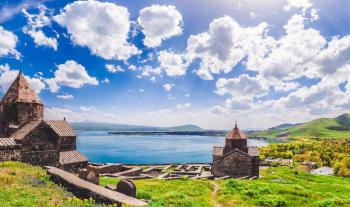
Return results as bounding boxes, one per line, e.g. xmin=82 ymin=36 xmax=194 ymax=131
xmin=77 ymin=130 xmax=270 ymax=164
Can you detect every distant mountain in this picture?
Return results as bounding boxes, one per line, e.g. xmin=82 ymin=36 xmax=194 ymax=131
xmin=249 ymin=113 xmax=350 ymax=139
xmin=268 ymin=123 xmax=302 ymax=130
xmin=71 ymin=122 xmax=205 ymax=132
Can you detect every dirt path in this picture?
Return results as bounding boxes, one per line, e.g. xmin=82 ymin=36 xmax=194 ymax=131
xmin=211 ymin=181 xmax=222 ymax=207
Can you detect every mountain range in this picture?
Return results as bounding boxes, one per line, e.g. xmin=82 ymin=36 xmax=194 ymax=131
xmin=71 ymin=122 xmax=205 ymax=132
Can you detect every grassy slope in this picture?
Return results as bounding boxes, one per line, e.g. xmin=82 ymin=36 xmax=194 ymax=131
xmin=252 ymin=114 xmax=350 ymax=139
xmin=0 ymin=162 xmax=116 ymax=207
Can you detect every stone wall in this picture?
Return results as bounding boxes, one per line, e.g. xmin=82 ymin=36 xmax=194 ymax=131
xmin=0 ymin=148 xmax=21 ymax=162
xmin=59 ymin=136 xmax=76 ymax=151
xmin=0 ymin=103 xmax=43 ymax=136
xmin=212 ymin=151 xmax=254 ymax=178
xmin=18 ymin=123 xmax=59 ymax=166
xmin=60 ymin=162 xmax=88 ymax=173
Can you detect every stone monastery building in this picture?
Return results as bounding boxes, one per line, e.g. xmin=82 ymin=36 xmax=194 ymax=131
xmin=212 ymin=123 xmax=259 ymax=178
xmin=0 ymin=72 xmax=88 ymax=172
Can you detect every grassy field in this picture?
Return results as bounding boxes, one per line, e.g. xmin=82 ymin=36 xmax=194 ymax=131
xmin=2 ymin=161 xmax=350 ymax=207
xmin=101 ymin=167 xmax=350 ymax=207
xmin=0 ymin=162 xmax=116 ymax=207
xmin=251 ymin=114 xmax=350 ymax=139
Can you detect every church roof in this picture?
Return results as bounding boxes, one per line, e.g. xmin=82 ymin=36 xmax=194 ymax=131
xmin=10 ymin=121 xmax=41 ymax=140
xmin=1 ymin=72 xmax=43 ymax=105
xmin=0 ymin=138 xmax=19 ymax=148
xmin=226 ymin=123 xmax=247 ymax=140
xmin=10 ymin=120 xmax=76 ymax=140
xmin=44 ymin=120 xmax=77 ymax=137
xmin=59 ymin=150 xmax=88 ymax=165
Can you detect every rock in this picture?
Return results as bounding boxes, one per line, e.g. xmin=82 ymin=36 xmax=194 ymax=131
xmin=86 ymin=165 xmax=99 ymax=185
xmin=116 ymin=179 xmax=136 ymax=198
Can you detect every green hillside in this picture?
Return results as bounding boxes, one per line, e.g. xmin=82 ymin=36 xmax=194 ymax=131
xmin=251 ymin=114 xmax=350 ymax=139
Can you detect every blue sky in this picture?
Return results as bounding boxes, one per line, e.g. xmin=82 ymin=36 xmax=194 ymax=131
xmin=0 ymin=0 xmax=350 ymax=129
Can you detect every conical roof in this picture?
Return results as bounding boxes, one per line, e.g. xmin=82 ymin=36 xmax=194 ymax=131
xmin=1 ymin=72 xmax=43 ymax=105
xmin=226 ymin=122 xmax=246 ymax=140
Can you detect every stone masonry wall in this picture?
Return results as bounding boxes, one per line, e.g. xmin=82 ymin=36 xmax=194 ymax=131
xmin=0 ymin=148 xmax=21 ymax=162
xmin=59 ymin=136 xmax=76 ymax=151
xmin=18 ymin=123 xmax=59 ymax=166
xmin=212 ymin=151 xmax=253 ymax=178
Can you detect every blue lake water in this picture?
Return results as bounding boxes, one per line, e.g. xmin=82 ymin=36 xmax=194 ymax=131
xmin=76 ymin=130 xmax=270 ymax=164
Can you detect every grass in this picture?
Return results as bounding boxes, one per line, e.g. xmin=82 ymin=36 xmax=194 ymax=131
xmin=100 ymin=177 xmax=214 ymax=207
xmin=217 ymin=167 xmax=350 ymax=207
xmin=101 ymin=167 xmax=350 ymax=207
xmin=2 ymin=161 xmax=350 ymax=207
xmin=0 ymin=162 xmax=117 ymax=207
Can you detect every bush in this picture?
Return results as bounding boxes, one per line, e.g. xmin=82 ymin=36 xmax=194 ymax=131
xmin=255 ymin=195 xmax=287 ymax=206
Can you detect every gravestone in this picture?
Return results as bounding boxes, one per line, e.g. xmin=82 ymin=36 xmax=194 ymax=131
xmin=116 ymin=179 xmax=136 ymax=198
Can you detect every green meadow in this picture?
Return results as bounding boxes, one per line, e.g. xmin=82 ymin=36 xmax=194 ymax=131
xmin=2 ymin=161 xmax=349 ymax=207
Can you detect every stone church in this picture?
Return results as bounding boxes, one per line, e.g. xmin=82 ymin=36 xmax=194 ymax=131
xmin=212 ymin=123 xmax=259 ymax=178
xmin=0 ymin=72 xmax=88 ymax=172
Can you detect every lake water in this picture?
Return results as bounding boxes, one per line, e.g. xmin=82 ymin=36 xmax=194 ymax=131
xmin=76 ymin=130 xmax=270 ymax=164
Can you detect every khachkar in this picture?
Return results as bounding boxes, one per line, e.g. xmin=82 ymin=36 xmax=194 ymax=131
xmin=0 ymin=72 xmax=88 ymax=172
xmin=212 ymin=122 xmax=259 ymax=178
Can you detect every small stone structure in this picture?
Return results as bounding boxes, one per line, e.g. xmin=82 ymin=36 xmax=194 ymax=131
xmin=0 ymin=73 xmax=88 ymax=172
xmin=211 ymin=123 xmax=259 ymax=178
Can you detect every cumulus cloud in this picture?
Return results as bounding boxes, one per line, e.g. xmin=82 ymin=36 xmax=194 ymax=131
xmin=22 ymin=5 xmax=58 ymax=50
xmin=158 ymin=51 xmax=189 ymax=76
xmin=216 ymin=74 xmax=268 ymax=98
xmin=105 ymin=64 xmax=124 ymax=73
xmin=0 ymin=64 xmax=45 ymax=93
xmin=0 ymin=26 xmax=20 ymax=59
xmin=138 ymin=5 xmax=183 ymax=47
xmin=163 ymin=83 xmax=175 ymax=92
xmin=54 ymin=0 xmax=139 ymax=60
xmin=284 ymin=0 xmax=312 ymax=13
xmin=186 ymin=16 xmax=271 ymax=80
xmin=46 ymin=60 xmax=98 ymax=92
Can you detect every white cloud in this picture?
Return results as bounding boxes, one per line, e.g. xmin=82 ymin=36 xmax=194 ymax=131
xmin=0 ymin=64 xmax=45 ymax=93
xmin=45 ymin=106 xmax=119 ymax=123
xmin=249 ymin=12 xmax=257 ymax=19
xmin=139 ymin=65 xmax=161 ymax=77
xmin=80 ymin=106 xmax=97 ymax=112
xmin=284 ymin=0 xmax=312 ymax=13
xmin=105 ymin=64 xmax=124 ymax=73
xmin=158 ymin=51 xmax=189 ymax=76
xmin=247 ymin=14 xmax=326 ymax=82
xmin=138 ymin=5 xmax=183 ymax=47
xmin=163 ymin=83 xmax=175 ymax=92
xmin=0 ymin=26 xmax=20 ymax=59
xmin=216 ymin=74 xmax=268 ymax=98
xmin=22 ymin=5 xmax=58 ymax=50
xmin=54 ymin=0 xmax=139 ymax=60
xmin=46 ymin=60 xmax=98 ymax=92
xmin=101 ymin=78 xmax=110 ymax=83
xmin=186 ymin=16 xmax=271 ymax=80
xmin=176 ymin=103 xmax=191 ymax=110
xmin=128 ymin=65 xmax=137 ymax=71
xmin=56 ymin=93 xmax=73 ymax=100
